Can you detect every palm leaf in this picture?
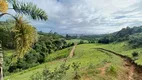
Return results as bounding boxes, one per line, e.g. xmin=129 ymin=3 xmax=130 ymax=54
xmin=8 ymin=0 xmax=48 ymax=20
xmin=12 ymin=16 xmax=38 ymax=59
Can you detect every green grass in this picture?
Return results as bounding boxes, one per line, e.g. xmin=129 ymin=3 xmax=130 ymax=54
xmin=45 ymin=47 xmax=72 ymax=62
xmin=98 ymin=41 xmax=142 ymax=65
xmin=66 ymin=39 xmax=88 ymax=44
xmin=5 ymin=43 xmax=126 ymax=80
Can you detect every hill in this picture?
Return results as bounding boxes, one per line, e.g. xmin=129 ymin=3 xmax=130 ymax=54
xmin=5 ymin=41 xmax=142 ymax=80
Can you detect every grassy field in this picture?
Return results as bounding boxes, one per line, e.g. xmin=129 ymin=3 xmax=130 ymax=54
xmin=5 ymin=43 xmax=129 ymax=80
xmin=45 ymin=47 xmax=72 ymax=62
xmin=66 ymin=39 xmax=88 ymax=44
xmin=98 ymin=42 xmax=142 ymax=65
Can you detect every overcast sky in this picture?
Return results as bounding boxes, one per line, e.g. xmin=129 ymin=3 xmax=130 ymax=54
xmin=8 ymin=0 xmax=142 ymax=34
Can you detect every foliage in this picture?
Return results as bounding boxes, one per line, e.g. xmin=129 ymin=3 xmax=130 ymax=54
xmin=106 ymin=65 xmax=117 ymax=76
xmin=0 ymin=0 xmax=48 ymax=61
xmin=8 ymin=49 xmax=40 ymax=73
xmin=0 ymin=21 xmax=15 ymax=49
xmin=79 ymin=34 xmax=103 ymax=40
xmin=30 ymin=63 xmax=70 ymax=80
xmin=1 ymin=24 xmax=73 ymax=73
xmin=7 ymin=0 xmax=47 ymax=20
xmin=78 ymin=40 xmax=84 ymax=44
xmin=88 ymin=39 xmax=96 ymax=43
xmin=132 ymin=51 xmax=139 ymax=57
xmin=65 ymin=34 xmax=78 ymax=40
xmin=129 ymin=33 xmax=142 ymax=48
xmin=132 ymin=51 xmax=139 ymax=61
xmin=0 ymin=0 xmax=8 ymax=13
xmin=3 ymin=31 xmax=71 ymax=73
xmin=5 ymin=43 xmax=124 ymax=80
xmin=12 ymin=16 xmax=37 ymax=59
xmin=98 ymin=36 xmax=110 ymax=44
xmin=72 ymin=62 xmax=81 ymax=80
xmin=98 ymin=26 xmax=142 ymax=44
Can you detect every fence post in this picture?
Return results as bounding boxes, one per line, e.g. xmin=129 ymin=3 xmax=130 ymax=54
xmin=0 ymin=41 xmax=3 ymax=80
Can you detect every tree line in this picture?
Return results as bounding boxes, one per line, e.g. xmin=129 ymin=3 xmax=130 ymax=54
xmin=98 ymin=26 xmax=142 ymax=48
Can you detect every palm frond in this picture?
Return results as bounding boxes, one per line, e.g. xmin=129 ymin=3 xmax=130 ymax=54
xmin=0 ymin=13 xmax=17 ymax=20
xmin=9 ymin=0 xmax=48 ymax=20
xmin=12 ymin=16 xmax=38 ymax=59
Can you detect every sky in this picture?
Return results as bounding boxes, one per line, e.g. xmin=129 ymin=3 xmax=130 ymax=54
xmin=7 ymin=0 xmax=142 ymax=34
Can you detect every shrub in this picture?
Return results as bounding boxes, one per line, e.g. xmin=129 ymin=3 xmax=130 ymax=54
xmin=132 ymin=51 xmax=139 ymax=57
xmin=106 ymin=65 xmax=117 ymax=76
xmin=79 ymin=40 xmax=84 ymax=44
xmin=132 ymin=51 xmax=139 ymax=60
xmin=30 ymin=63 xmax=70 ymax=80
xmin=72 ymin=62 xmax=81 ymax=80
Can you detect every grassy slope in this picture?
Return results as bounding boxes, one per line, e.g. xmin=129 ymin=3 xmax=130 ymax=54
xmin=98 ymin=42 xmax=142 ymax=65
xmin=66 ymin=39 xmax=88 ymax=44
xmin=4 ymin=47 xmax=71 ymax=80
xmin=5 ymin=43 xmax=127 ymax=80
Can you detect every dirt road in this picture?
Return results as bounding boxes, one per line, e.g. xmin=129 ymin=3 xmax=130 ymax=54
xmin=68 ymin=43 xmax=77 ymax=58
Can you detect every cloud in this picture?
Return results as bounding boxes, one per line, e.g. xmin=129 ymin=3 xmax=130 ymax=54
xmin=10 ymin=0 xmax=142 ymax=34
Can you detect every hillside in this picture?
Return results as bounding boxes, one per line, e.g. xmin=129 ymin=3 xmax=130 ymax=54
xmin=98 ymin=26 xmax=142 ymax=44
xmin=3 ymin=26 xmax=142 ymax=80
xmin=2 ymin=22 xmax=142 ymax=80
xmin=5 ymin=41 xmax=142 ymax=80
xmin=2 ymin=0 xmax=142 ymax=80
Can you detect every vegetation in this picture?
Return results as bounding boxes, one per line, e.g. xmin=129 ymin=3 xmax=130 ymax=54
xmin=98 ymin=26 xmax=142 ymax=44
xmin=0 ymin=0 xmax=48 ymax=80
xmin=71 ymin=62 xmax=81 ymax=80
xmin=5 ymin=43 xmax=124 ymax=80
xmin=30 ymin=63 xmax=70 ymax=80
xmin=128 ymin=33 xmax=142 ymax=48
xmin=1 ymin=0 xmax=142 ymax=80
xmin=3 ymin=31 xmax=73 ymax=76
xmin=3 ymin=25 xmax=142 ymax=80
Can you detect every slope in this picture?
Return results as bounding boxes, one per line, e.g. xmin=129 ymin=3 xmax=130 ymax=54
xmin=5 ymin=43 xmax=132 ymax=80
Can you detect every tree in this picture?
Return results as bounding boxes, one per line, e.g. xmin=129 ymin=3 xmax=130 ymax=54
xmin=129 ymin=33 xmax=142 ymax=48
xmin=0 ymin=0 xmax=48 ymax=79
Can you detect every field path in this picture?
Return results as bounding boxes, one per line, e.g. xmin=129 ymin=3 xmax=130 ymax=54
xmin=62 ymin=43 xmax=77 ymax=62
xmin=68 ymin=43 xmax=77 ymax=58
xmin=96 ymin=48 xmax=142 ymax=80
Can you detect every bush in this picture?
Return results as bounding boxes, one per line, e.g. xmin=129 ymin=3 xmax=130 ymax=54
xmin=132 ymin=51 xmax=139 ymax=60
xmin=79 ymin=40 xmax=84 ymax=44
xmin=30 ymin=63 xmax=70 ymax=80
xmin=106 ymin=65 xmax=117 ymax=76
xmin=132 ymin=52 xmax=138 ymax=57
xmin=72 ymin=62 xmax=81 ymax=80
